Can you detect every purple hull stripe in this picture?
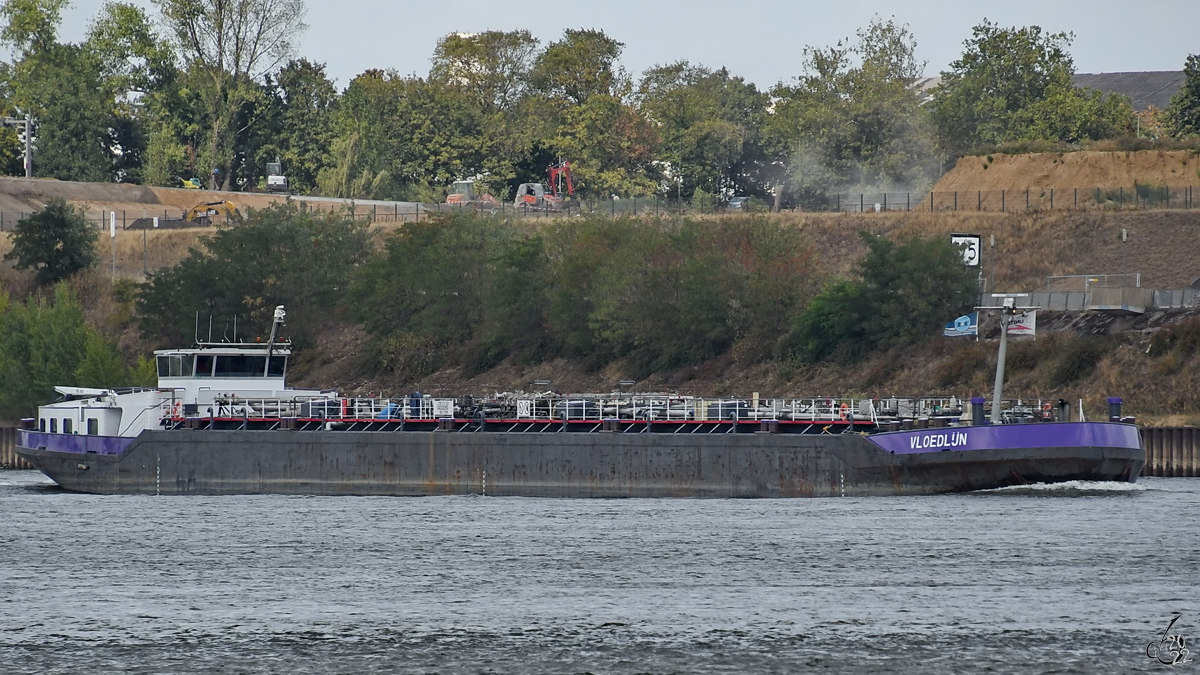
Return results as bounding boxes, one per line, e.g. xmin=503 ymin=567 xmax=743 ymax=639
xmin=866 ymin=422 xmax=1141 ymax=455
xmin=19 ymin=431 xmax=135 ymax=456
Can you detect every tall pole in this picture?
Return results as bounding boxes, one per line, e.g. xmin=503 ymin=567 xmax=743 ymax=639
xmin=1121 ymin=228 xmax=1128 ymax=288
xmin=990 ymin=309 xmax=1010 ymax=424
xmin=110 ymin=211 xmax=116 ymax=280
xmin=23 ymin=115 xmax=31 ymax=178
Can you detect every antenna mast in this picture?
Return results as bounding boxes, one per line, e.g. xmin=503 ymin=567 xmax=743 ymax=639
xmin=264 ymin=306 xmax=286 ymax=376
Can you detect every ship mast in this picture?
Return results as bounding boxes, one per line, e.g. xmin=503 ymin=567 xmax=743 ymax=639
xmin=264 ymin=305 xmax=286 ymax=377
xmin=978 ymin=296 xmax=1035 ymax=424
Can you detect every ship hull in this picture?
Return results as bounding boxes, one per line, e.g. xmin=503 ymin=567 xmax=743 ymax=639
xmin=17 ymin=423 xmax=1144 ymax=497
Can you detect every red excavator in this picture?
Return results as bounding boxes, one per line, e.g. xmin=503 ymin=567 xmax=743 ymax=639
xmin=514 ymin=161 xmax=574 ymax=209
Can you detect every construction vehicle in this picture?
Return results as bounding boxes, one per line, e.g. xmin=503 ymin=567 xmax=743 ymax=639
xmin=185 ymin=200 xmax=241 ymax=226
xmin=445 ymin=179 xmax=498 ymax=207
xmin=266 ymin=159 xmax=289 ymax=193
xmin=513 ymin=161 xmax=574 ymax=210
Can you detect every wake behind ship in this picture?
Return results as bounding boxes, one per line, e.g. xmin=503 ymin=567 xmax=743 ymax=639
xmin=17 ymin=307 xmax=1144 ymax=497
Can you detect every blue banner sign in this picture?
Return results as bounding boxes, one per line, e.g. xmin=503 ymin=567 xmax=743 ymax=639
xmin=944 ymin=313 xmax=978 ymax=337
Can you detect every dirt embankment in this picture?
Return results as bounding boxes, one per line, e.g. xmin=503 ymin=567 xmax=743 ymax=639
xmin=933 ymin=150 xmax=1200 ymax=193
xmin=778 ymin=209 xmax=1200 ymax=291
xmin=0 ymin=176 xmax=291 ymax=222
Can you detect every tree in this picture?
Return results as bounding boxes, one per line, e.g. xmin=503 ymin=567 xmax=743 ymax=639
xmin=431 ymin=30 xmax=539 ymax=114
xmin=137 ymin=201 xmax=373 ymax=347
xmin=765 ymin=18 xmax=937 ymax=202
xmin=929 ymin=20 xmax=1131 ymax=154
xmin=262 ymin=59 xmax=337 ymax=193
xmin=2 ymin=0 xmax=113 ymax=181
xmin=0 ymin=284 xmax=118 ymax=417
xmin=639 ymin=62 xmax=770 ymax=198
xmin=1 ymin=1 xmax=173 ymax=182
xmin=4 ymin=198 xmax=98 ymax=284
xmin=153 ymin=0 xmax=307 ymax=190
xmin=790 ymin=233 xmax=977 ymax=362
xmin=531 ymin=29 xmax=625 ymax=106
xmin=1166 ymin=54 xmax=1200 ymax=137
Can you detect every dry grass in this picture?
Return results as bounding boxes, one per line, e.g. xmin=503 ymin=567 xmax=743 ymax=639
xmin=933 ymin=150 xmax=1200 ymax=192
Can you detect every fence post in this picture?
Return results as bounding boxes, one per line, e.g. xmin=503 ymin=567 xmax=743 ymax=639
xmin=861 ymin=193 xmax=865 ymax=213
xmin=954 ymin=191 xmax=957 ymax=211
xmin=907 ymin=193 xmax=910 ymax=211
xmin=1074 ymin=188 xmax=1077 ymax=208
xmin=978 ymin=191 xmax=981 ymax=211
xmin=929 ymin=191 xmax=932 ymax=212
xmin=1002 ymin=190 xmax=1005 ymax=212
xmin=883 ymin=193 xmax=887 ymax=211
xmin=1026 ymin=189 xmax=1029 ymax=211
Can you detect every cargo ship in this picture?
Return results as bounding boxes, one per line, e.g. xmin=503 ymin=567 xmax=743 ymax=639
xmin=16 ymin=308 xmax=1144 ymax=497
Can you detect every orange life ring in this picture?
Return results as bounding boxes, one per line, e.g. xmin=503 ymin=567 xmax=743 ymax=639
xmin=839 ymin=403 xmax=850 ymax=421
xmin=172 ymin=401 xmax=181 ymax=418
xmin=1042 ymin=402 xmax=1054 ymax=419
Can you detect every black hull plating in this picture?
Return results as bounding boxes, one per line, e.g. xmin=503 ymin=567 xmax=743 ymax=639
xmin=18 ymin=430 xmax=1144 ymax=497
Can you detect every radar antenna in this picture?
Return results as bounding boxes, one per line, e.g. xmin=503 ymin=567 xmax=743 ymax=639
xmin=264 ymin=305 xmax=286 ymax=376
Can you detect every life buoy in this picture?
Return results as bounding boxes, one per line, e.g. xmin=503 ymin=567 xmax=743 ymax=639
xmin=839 ymin=403 xmax=850 ymax=421
xmin=1042 ymin=402 xmax=1054 ymax=420
xmin=172 ymin=401 xmax=181 ymax=418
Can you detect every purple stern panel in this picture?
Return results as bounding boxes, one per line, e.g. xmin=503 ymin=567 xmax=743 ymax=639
xmin=865 ymin=422 xmax=1141 ymax=455
xmin=19 ymin=431 xmax=135 ymax=456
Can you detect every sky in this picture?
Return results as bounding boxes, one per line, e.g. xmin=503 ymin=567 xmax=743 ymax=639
xmin=50 ymin=0 xmax=1198 ymax=90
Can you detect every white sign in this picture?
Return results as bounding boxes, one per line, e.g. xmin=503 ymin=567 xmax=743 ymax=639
xmin=109 ymin=211 xmax=116 ymax=238
xmin=951 ymin=233 xmax=982 ymax=267
xmin=1007 ymin=310 xmax=1036 ymax=337
xmin=517 ymin=400 xmax=533 ymax=418
xmin=432 ymin=399 xmax=455 ymax=418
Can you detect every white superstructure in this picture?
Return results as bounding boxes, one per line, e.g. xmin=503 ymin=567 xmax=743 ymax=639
xmin=34 ymin=306 xmax=333 ymax=438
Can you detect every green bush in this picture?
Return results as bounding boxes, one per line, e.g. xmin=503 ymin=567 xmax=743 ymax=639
xmin=789 ymin=232 xmax=979 ymax=362
xmin=0 ymin=284 xmax=126 ymax=417
xmin=137 ymin=202 xmax=373 ymax=347
xmin=352 ymin=212 xmax=817 ymax=376
xmin=4 ymin=198 xmax=98 ymax=285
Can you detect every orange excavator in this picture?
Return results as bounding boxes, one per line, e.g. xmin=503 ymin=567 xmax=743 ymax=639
xmin=514 ymin=161 xmax=574 ymax=209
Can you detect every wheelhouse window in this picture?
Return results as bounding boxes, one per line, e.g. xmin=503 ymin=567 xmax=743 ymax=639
xmin=39 ymin=418 xmax=45 ymax=432
xmin=63 ymin=418 xmax=72 ymax=434
xmin=157 ymin=355 xmax=194 ymax=378
xmin=213 ymin=355 xmax=286 ymax=377
xmin=50 ymin=418 xmax=57 ymax=433
xmin=87 ymin=418 xmax=98 ymax=435
xmin=195 ymin=354 xmax=215 ymax=378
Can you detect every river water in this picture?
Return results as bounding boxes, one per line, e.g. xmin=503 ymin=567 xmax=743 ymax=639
xmin=1 ymin=471 xmax=1197 ymax=674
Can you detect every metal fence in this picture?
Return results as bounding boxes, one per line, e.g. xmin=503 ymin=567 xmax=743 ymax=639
xmin=980 ymin=288 xmax=1199 ymax=312
xmin=0 ymin=185 xmax=1196 ymax=229
xmin=800 ymin=186 xmax=1200 ymax=213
